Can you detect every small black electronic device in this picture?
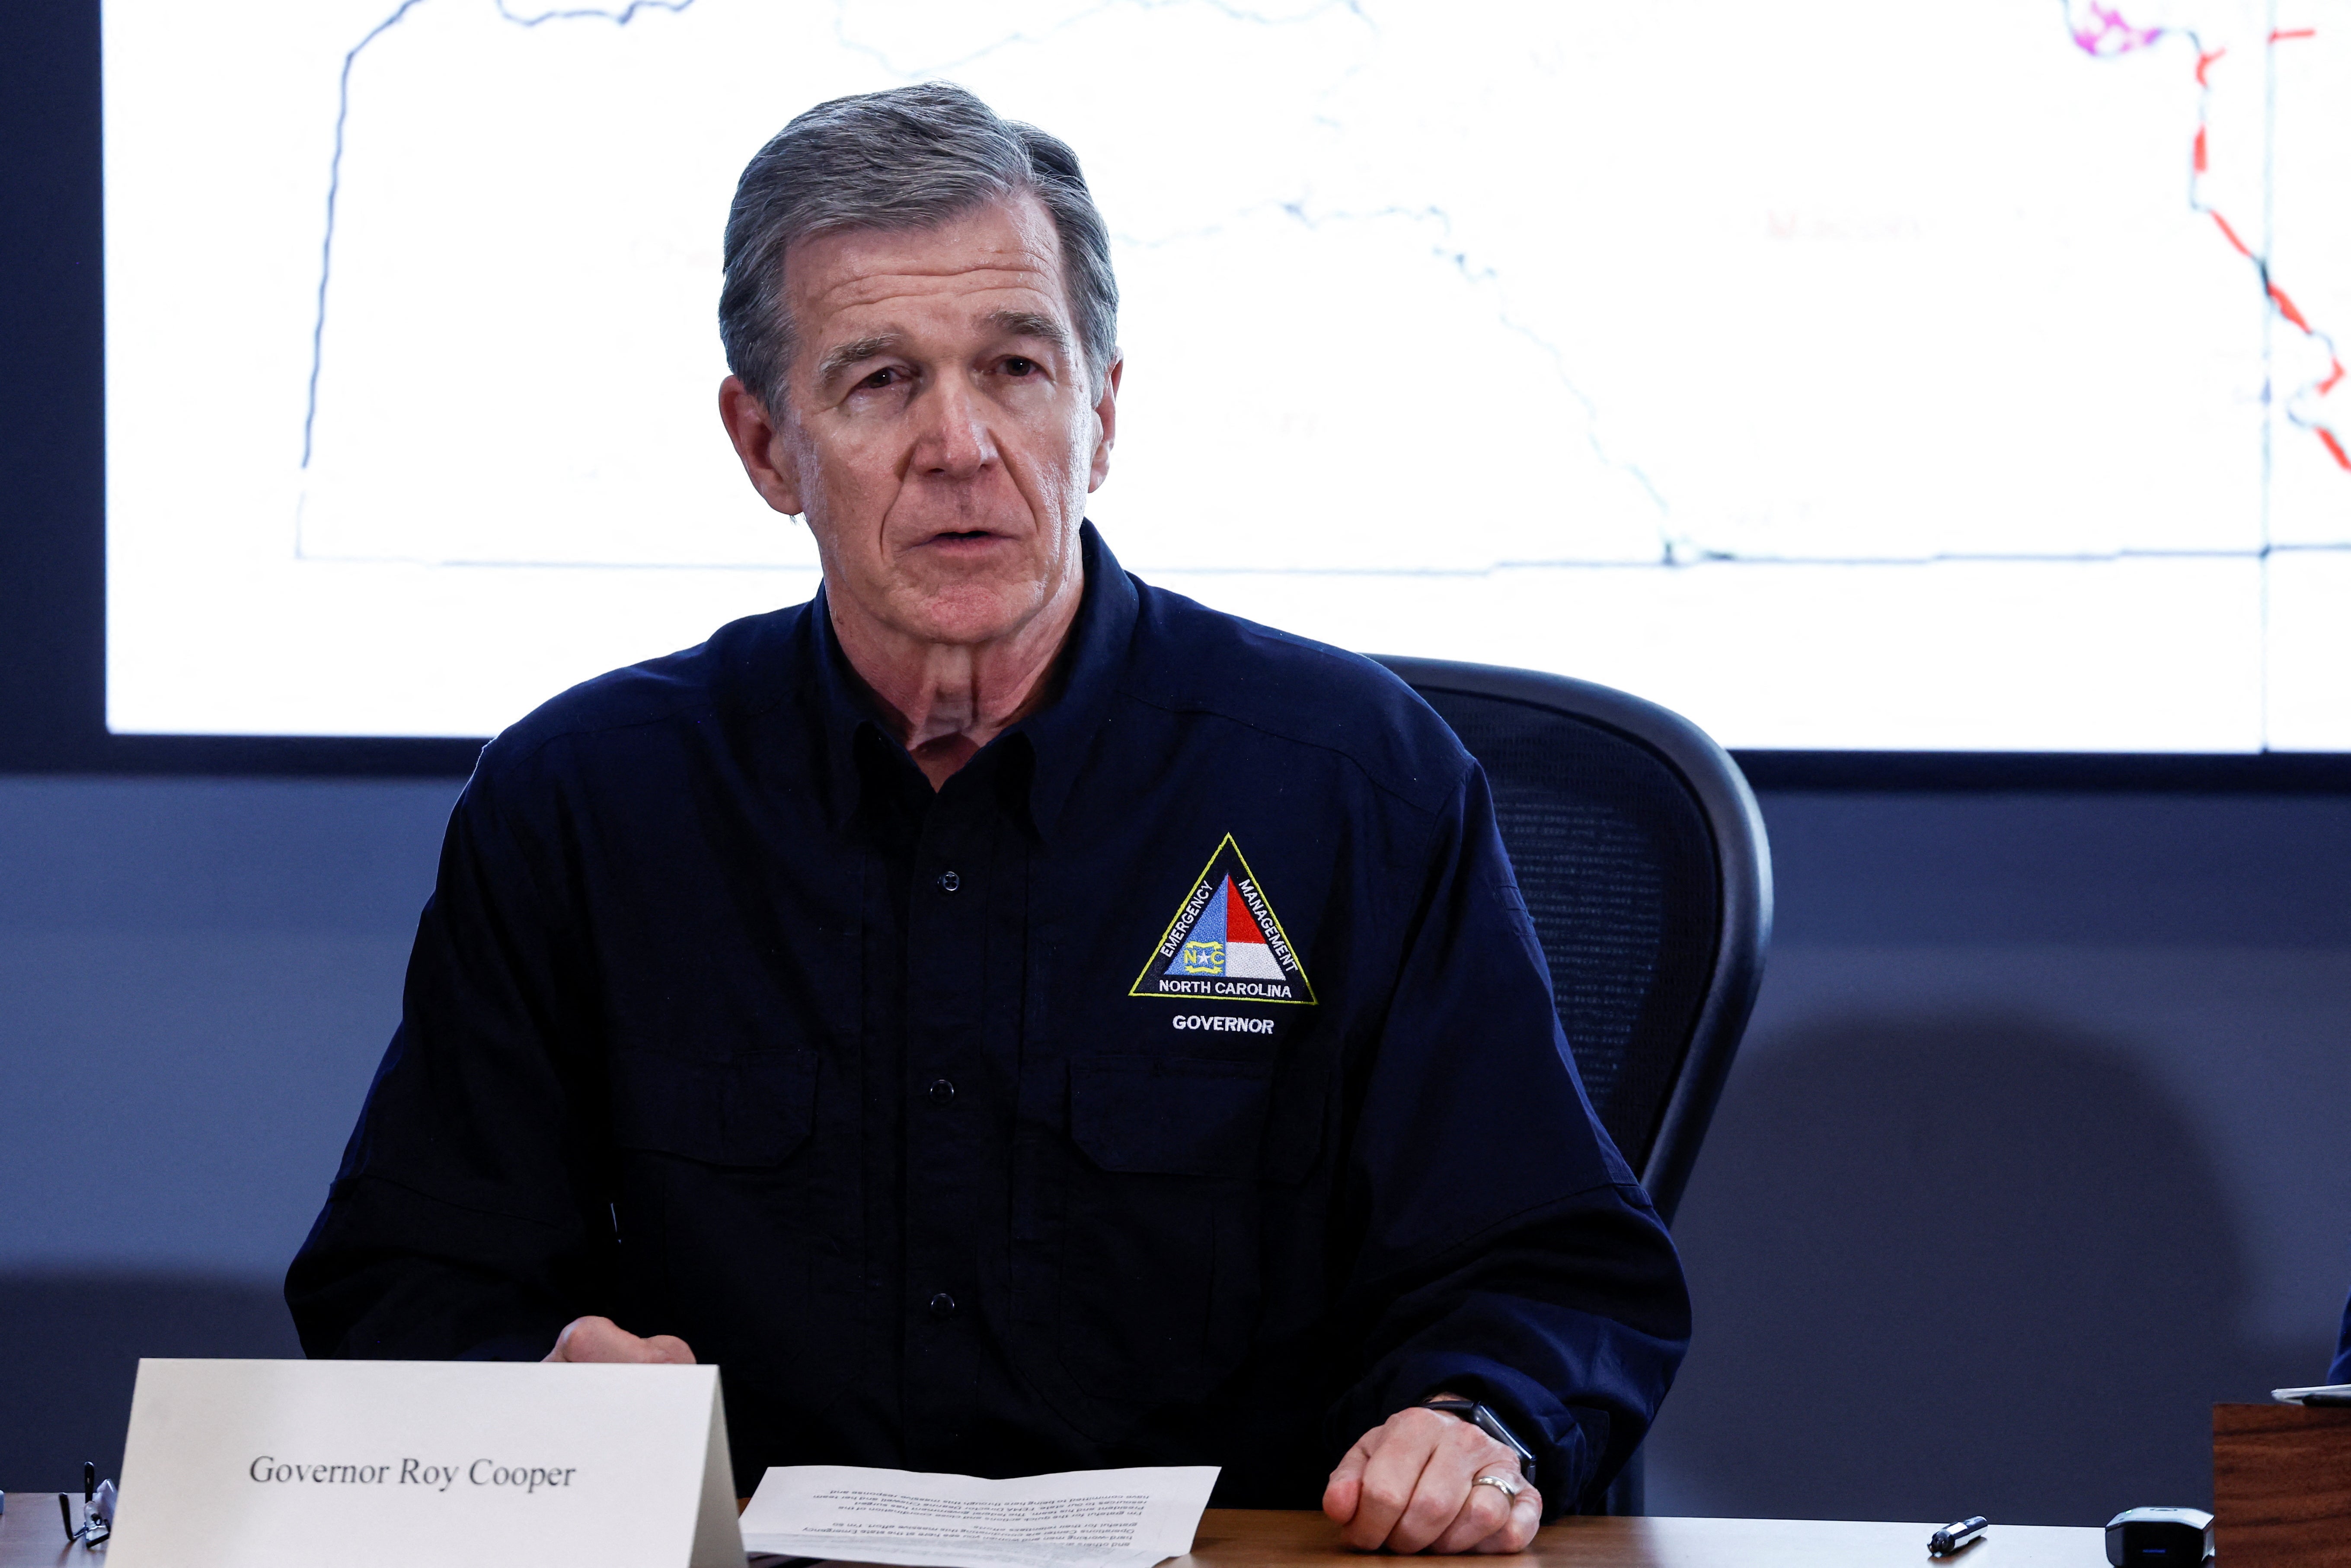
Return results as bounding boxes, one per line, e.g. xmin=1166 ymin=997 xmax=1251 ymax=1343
xmin=1418 ymin=1397 xmax=1537 ymax=1487
xmin=2105 ymin=1507 xmax=2213 ymax=1568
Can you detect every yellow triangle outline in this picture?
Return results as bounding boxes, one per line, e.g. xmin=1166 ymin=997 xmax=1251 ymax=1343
xmin=1128 ymin=833 xmax=1317 ymax=1005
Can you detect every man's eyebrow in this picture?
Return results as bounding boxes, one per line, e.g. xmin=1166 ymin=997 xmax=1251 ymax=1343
xmin=815 ymin=333 xmax=901 ymax=386
xmin=815 ymin=313 xmax=1068 ymax=386
xmin=986 ymin=310 xmax=1072 ymax=351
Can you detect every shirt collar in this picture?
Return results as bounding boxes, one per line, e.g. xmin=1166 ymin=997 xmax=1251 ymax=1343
xmin=806 ymin=520 xmax=1137 ymax=843
xmin=1010 ymin=521 xmax=1136 ymax=842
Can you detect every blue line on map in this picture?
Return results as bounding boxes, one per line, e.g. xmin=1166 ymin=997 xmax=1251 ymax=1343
xmin=1274 ymin=198 xmax=1677 ymax=544
xmin=301 ymin=0 xmax=698 ymax=468
xmin=304 ymin=0 xmax=429 ymax=469
xmin=494 ymin=0 xmax=696 ymax=26
xmin=832 ymin=0 xmax=1364 ymax=89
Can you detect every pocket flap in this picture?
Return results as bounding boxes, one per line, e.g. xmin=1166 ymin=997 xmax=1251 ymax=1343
xmin=1068 ymin=1055 xmax=1275 ymax=1177
xmin=610 ymin=1046 xmax=818 ymax=1167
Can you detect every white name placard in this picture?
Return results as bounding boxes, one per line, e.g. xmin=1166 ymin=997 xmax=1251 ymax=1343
xmin=106 ymin=1358 xmax=741 ymax=1568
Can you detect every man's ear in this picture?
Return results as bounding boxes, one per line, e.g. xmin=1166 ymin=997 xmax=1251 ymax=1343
xmin=1086 ymin=358 xmax=1123 ymax=493
xmin=719 ymin=375 xmax=805 ymax=515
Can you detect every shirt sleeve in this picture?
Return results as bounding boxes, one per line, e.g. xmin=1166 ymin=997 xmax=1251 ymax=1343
xmin=1321 ymin=762 xmax=1693 ymax=1514
xmin=284 ymin=766 xmax=619 ymax=1360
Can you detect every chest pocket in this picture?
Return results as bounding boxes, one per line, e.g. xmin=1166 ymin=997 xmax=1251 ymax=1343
xmin=1070 ymin=1055 xmax=1274 ymax=1175
xmin=606 ymin=1044 xmax=859 ymax=1406
xmin=1055 ymin=1054 xmax=1276 ymax=1402
xmin=610 ymin=1046 xmax=819 ymax=1166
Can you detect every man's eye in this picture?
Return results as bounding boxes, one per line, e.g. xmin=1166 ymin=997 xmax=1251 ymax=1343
xmin=859 ymin=367 xmax=900 ymax=390
xmin=1002 ymin=357 xmax=1037 ymax=377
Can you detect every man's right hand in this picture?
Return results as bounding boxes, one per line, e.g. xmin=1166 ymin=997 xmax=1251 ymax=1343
xmin=1323 ymin=1404 xmax=1541 ymax=1554
xmin=542 ymin=1315 xmax=695 ymax=1364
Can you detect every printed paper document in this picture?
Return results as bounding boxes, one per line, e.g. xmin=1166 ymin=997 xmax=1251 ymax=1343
xmin=739 ymin=1464 xmax=1219 ymax=1568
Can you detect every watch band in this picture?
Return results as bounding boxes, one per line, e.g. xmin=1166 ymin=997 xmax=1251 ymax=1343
xmin=1418 ymin=1396 xmax=1537 ymax=1488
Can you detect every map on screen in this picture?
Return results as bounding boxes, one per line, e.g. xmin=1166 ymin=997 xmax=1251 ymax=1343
xmin=102 ymin=0 xmax=2351 ymax=748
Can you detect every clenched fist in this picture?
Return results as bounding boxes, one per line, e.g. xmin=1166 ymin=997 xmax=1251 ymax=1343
xmin=1323 ymin=1402 xmax=1542 ymax=1554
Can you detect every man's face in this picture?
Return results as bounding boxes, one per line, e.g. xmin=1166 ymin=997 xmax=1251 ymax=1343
xmin=737 ymin=195 xmax=1118 ymax=650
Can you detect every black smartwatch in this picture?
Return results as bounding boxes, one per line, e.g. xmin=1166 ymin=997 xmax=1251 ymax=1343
xmin=1418 ymin=1396 xmax=1536 ymax=1487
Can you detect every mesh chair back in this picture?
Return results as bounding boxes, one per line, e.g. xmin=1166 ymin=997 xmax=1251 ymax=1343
xmin=1374 ymin=658 xmax=1772 ymax=1224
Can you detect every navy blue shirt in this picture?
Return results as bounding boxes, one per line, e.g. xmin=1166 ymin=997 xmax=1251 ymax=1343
xmin=286 ymin=524 xmax=1690 ymax=1510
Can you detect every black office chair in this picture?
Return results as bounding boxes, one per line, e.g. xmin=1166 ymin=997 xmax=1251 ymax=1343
xmin=1374 ymin=657 xmax=1774 ymax=1514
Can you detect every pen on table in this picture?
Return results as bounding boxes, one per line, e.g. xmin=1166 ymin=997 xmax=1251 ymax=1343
xmin=1929 ymin=1516 xmax=1990 ymax=1555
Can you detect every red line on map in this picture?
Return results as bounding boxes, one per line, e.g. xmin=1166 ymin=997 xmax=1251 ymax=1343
xmin=2070 ymin=9 xmax=2342 ymax=476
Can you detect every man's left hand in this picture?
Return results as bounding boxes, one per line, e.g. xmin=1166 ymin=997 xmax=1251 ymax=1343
xmin=1322 ymin=1404 xmax=1543 ymax=1554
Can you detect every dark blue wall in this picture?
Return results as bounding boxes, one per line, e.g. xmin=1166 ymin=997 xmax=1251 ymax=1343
xmin=1644 ymin=792 xmax=2351 ymax=1523
xmin=3 ymin=776 xmax=2345 ymax=1520
xmin=0 ymin=778 xmax=450 ymax=1492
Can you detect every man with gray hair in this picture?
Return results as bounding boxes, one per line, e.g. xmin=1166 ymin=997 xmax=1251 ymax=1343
xmin=288 ymin=83 xmax=1688 ymax=1552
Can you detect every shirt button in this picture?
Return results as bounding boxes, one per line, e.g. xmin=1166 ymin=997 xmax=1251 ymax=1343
xmin=936 ymin=870 xmax=960 ymax=893
xmin=928 ymin=1078 xmax=955 ymax=1103
xmin=928 ymin=1291 xmax=957 ymax=1320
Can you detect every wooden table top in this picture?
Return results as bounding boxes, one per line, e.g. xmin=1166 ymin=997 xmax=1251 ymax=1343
xmin=1184 ymin=1509 xmax=2099 ymax=1568
xmin=0 ymin=1490 xmax=83 ymax=1568
xmin=0 ymin=1495 xmax=2103 ymax=1567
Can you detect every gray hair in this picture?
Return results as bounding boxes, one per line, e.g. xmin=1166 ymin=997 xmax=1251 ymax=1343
xmin=719 ymin=82 xmax=1120 ymax=410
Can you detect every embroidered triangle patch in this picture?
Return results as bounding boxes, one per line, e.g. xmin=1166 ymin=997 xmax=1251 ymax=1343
xmin=1130 ymin=834 xmax=1316 ymax=1005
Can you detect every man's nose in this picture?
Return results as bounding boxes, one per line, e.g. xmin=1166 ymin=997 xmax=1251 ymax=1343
xmin=913 ymin=379 xmax=997 ymax=479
